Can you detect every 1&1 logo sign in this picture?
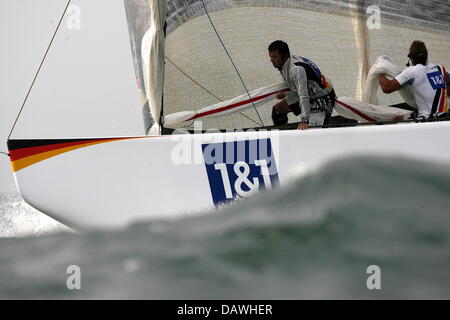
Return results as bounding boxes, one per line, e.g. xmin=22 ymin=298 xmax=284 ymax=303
xmin=202 ymin=139 xmax=279 ymax=205
xmin=427 ymin=71 xmax=445 ymax=90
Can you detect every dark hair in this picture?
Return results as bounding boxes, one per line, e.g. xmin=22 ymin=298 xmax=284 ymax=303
xmin=409 ymin=40 xmax=428 ymax=65
xmin=268 ymin=40 xmax=290 ymax=58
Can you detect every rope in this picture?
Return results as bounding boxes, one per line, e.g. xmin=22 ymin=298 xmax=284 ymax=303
xmin=238 ymin=113 xmax=263 ymax=127
xmin=166 ymin=56 xmax=223 ymax=102
xmin=165 ymin=56 xmax=262 ymax=127
xmin=7 ymin=0 xmax=72 ymax=140
xmin=200 ymin=0 xmax=265 ymax=127
xmin=0 ymin=152 xmax=10 ymax=158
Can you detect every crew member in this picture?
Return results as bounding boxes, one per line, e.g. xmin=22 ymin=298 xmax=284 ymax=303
xmin=268 ymin=40 xmax=336 ymax=130
xmin=379 ymin=40 xmax=450 ymax=119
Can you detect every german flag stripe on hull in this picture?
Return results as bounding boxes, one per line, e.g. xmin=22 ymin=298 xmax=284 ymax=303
xmin=7 ymin=137 xmax=147 ymax=172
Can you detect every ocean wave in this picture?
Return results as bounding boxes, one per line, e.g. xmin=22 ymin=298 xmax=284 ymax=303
xmin=0 ymin=155 xmax=449 ymax=299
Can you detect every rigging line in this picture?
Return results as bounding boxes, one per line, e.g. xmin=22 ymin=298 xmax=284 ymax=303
xmin=200 ymin=0 xmax=265 ymax=127
xmin=7 ymin=0 xmax=72 ymax=141
xmin=0 ymin=152 xmax=10 ymax=158
xmin=165 ymin=56 xmax=223 ymax=102
xmin=238 ymin=112 xmax=262 ymax=126
xmin=166 ymin=56 xmax=261 ymax=126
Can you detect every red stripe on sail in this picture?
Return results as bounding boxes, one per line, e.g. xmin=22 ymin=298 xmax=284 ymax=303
xmin=185 ymin=89 xmax=290 ymax=121
xmin=336 ymin=100 xmax=377 ymax=122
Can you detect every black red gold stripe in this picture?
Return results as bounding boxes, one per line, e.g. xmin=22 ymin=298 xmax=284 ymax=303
xmin=7 ymin=137 xmax=147 ymax=172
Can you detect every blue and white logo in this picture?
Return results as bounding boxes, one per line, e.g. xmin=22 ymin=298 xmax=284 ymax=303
xmin=202 ymin=139 xmax=279 ymax=205
xmin=427 ymin=71 xmax=445 ymax=90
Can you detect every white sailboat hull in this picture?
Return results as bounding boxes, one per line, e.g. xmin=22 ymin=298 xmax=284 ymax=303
xmin=8 ymin=121 xmax=450 ymax=228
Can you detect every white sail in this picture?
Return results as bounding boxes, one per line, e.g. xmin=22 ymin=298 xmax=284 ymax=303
xmin=141 ymin=0 xmax=166 ymax=134
xmin=164 ymin=82 xmax=289 ymax=128
xmin=363 ymin=56 xmax=417 ymax=109
xmin=123 ymin=0 xmax=154 ymax=134
xmin=124 ymin=0 xmax=166 ymax=135
xmin=163 ymin=78 xmax=414 ymax=128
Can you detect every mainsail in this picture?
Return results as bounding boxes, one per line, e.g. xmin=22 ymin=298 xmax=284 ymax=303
xmin=124 ymin=0 xmax=450 ymax=132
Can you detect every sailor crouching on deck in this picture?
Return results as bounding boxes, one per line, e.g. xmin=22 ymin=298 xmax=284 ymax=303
xmin=378 ymin=40 xmax=450 ymax=120
xmin=269 ymin=40 xmax=336 ymax=130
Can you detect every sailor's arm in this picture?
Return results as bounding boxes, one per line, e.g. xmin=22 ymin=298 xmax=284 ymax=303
xmin=378 ymin=74 xmax=402 ymax=94
xmin=381 ymin=67 xmax=415 ymax=94
xmin=290 ymin=66 xmax=311 ymax=128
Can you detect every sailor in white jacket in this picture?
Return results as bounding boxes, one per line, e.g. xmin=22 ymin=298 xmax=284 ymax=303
xmin=268 ymin=40 xmax=336 ymax=130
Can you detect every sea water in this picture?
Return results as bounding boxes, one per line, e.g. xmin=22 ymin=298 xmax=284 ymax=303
xmin=0 ymin=155 xmax=449 ymax=299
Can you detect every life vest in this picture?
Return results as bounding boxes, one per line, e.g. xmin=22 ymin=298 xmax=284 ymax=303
xmin=293 ymin=56 xmax=326 ymax=89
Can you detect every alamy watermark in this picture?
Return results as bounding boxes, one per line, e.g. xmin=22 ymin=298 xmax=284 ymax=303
xmin=366 ymin=265 xmax=381 ymax=290
xmin=366 ymin=5 xmax=381 ymax=30
xmin=66 ymin=5 xmax=81 ymax=30
xmin=169 ymin=121 xmax=280 ymax=170
xmin=66 ymin=265 xmax=81 ymax=290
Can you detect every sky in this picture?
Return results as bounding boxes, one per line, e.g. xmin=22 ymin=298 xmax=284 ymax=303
xmin=0 ymin=0 xmax=143 ymax=193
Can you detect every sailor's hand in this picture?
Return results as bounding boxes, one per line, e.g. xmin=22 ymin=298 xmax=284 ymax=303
xmin=297 ymin=122 xmax=309 ymax=130
xmin=276 ymin=91 xmax=286 ymax=99
xmin=274 ymin=99 xmax=291 ymax=113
